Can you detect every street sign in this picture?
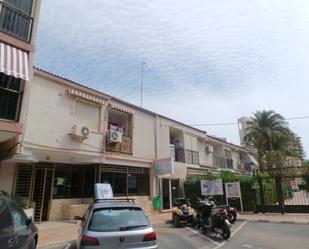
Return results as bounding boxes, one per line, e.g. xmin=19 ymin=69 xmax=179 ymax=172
xmin=200 ymin=179 xmax=224 ymax=196
xmin=225 ymin=181 xmax=243 ymax=212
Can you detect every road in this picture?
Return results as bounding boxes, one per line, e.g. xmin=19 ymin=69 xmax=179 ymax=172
xmin=63 ymin=221 xmax=309 ymax=249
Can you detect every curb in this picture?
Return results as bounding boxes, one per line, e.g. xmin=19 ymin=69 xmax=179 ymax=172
xmin=37 ymin=239 xmax=76 ymax=249
xmin=237 ymin=218 xmax=309 ymax=225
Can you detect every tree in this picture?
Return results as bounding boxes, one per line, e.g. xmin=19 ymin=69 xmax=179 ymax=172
xmin=244 ymin=110 xmax=301 ymax=171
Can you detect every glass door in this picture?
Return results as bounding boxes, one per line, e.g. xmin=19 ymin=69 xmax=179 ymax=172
xmin=162 ymin=179 xmax=171 ymax=209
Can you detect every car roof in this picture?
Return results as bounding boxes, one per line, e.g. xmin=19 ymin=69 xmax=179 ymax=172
xmin=91 ymin=200 xmax=140 ymax=210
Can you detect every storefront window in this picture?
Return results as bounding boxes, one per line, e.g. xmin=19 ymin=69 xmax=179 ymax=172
xmin=53 ymin=165 xmax=95 ymax=199
xmin=101 ymin=166 xmax=149 ymax=196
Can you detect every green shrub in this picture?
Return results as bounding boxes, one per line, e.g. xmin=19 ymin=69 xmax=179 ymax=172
xmin=0 ymin=190 xmax=31 ymax=209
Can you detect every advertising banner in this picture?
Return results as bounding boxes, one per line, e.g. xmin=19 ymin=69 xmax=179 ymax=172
xmin=200 ymin=179 xmax=224 ymax=196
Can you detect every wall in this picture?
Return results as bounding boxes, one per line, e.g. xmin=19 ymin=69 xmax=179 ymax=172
xmin=132 ymin=110 xmax=155 ymax=160
xmin=48 ymin=196 xmax=155 ymax=221
xmin=0 ymin=162 xmax=16 ymax=195
xmin=23 ymin=74 xmax=105 ymax=158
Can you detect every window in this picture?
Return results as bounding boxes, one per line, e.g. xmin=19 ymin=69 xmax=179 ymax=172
xmin=0 ymin=73 xmax=22 ymax=121
xmin=101 ymin=166 xmax=150 ymax=196
xmin=53 ymin=165 xmax=95 ymax=199
xmin=75 ymin=99 xmax=100 ymax=132
xmin=184 ymin=134 xmax=199 ymax=165
xmin=0 ymin=0 xmax=33 ymax=41
xmin=88 ymin=207 xmax=149 ymax=232
xmin=6 ymin=199 xmax=28 ymax=231
xmin=108 ymin=108 xmax=131 ymax=136
xmin=225 ymin=149 xmax=232 ymax=158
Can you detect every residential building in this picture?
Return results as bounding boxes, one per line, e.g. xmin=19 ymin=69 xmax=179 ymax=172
xmin=0 ymin=0 xmax=41 ymax=193
xmin=1 ymin=66 xmax=254 ymax=221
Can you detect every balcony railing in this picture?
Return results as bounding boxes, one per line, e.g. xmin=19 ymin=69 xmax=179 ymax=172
xmin=213 ymin=156 xmax=234 ymax=169
xmin=185 ymin=150 xmax=199 ymax=165
xmin=170 ymin=145 xmax=186 ymax=163
xmin=0 ymin=2 xmax=33 ymax=42
xmin=106 ymin=135 xmax=132 ymax=154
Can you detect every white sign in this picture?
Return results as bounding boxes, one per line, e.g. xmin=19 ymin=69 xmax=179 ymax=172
xmin=155 ymin=157 xmax=174 ymax=176
xmin=94 ymin=183 xmax=113 ymax=200
xmin=200 ymin=179 xmax=224 ymax=196
xmin=225 ymin=182 xmax=241 ymax=198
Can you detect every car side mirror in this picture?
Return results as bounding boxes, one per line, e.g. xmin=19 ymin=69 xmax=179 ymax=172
xmin=26 ymin=217 xmax=32 ymax=226
xmin=74 ymin=216 xmax=83 ymax=221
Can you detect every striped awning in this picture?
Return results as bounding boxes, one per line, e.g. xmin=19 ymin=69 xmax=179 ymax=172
xmin=0 ymin=42 xmax=29 ymax=81
xmin=68 ymin=88 xmax=105 ymax=104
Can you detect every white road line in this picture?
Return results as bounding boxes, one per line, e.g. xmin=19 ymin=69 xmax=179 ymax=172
xmin=185 ymin=227 xmax=222 ymax=246
xmin=64 ymin=243 xmax=71 ymax=249
xmin=212 ymin=221 xmax=248 ymax=249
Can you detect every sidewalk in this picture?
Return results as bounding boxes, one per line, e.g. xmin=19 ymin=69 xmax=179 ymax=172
xmin=238 ymin=212 xmax=309 ymax=225
xmin=37 ymin=212 xmax=309 ymax=248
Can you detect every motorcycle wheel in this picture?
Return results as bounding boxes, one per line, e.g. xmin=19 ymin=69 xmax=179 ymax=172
xmin=221 ymin=224 xmax=231 ymax=240
xmin=173 ymin=214 xmax=181 ymax=227
xmin=191 ymin=217 xmax=196 ymax=227
xmin=227 ymin=212 xmax=236 ymax=224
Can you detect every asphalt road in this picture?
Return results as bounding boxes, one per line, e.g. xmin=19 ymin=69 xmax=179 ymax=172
xmin=155 ymin=221 xmax=309 ymax=249
xmin=63 ymin=221 xmax=309 ymax=249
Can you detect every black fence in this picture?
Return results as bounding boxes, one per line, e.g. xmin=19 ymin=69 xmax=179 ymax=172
xmin=255 ymin=166 xmax=309 ymax=213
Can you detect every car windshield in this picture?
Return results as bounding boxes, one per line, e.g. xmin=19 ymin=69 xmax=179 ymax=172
xmin=88 ymin=207 xmax=150 ymax=232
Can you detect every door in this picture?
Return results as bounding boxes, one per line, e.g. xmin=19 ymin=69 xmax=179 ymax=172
xmin=32 ymin=166 xmax=54 ymax=222
xmin=162 ymin=179 xmax=170 ymax=210
xmin=171 ymin=179 xmax=180 ymax=204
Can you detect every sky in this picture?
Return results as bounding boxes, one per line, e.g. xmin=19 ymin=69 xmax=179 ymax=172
xmin=34 ymin=0 xmax=309 ymax=156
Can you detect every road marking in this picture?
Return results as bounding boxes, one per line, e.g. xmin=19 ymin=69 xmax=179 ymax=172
xmin=212 ymin=221 xmax=247 ymax=249
xmin=242 ymin=244 xmax=253 ymax=248
xmin=64 ymin=243 xmax=71 ymax=249
xmin=185 ymin=226 xmax=221 ymax=246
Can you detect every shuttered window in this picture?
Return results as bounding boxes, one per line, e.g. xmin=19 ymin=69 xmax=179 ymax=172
xmin=74 ymin=99 xmax=100 ymax=132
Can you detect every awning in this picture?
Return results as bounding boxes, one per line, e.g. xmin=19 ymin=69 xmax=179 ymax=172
xmin=0 ymin=42 xmax=29 ymax=81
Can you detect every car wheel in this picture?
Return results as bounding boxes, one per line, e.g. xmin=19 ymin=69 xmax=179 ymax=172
xmin=29 ymin=238 xmax=37 ymax=249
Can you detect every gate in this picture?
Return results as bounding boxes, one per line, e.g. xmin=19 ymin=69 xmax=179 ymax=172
xmin=256 ymin=166 xmax=309 ymax=213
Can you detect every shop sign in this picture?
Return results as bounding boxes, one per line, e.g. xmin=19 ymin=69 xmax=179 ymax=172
xmin=155 ymin=157 xmax=174 ymax=176
xmin=200 ymin=179 xmax=224 ymax=196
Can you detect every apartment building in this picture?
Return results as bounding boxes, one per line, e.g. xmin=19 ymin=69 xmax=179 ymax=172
xmin=0 ymin=0 xmax=41 ymax=193
xmin=1 ymin=65 xmax=254 ymax=221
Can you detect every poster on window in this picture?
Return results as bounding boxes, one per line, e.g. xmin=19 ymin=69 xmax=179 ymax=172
xmin=200 ymin=179 xmax=223 ymax=196
xmin=155 ymin=157 xmax=174 ymax=176
xmin=94 ymin=183 xmax=114 ymax=200
xmin=225 ymin=182 xmax=241 ymax=198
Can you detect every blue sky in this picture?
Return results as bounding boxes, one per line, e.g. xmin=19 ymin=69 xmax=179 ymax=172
xmin=35 ymin=0 xmax=309 ymax=156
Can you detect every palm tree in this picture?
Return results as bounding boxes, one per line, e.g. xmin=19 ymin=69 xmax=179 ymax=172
xmin=244 ymin=110 xmax=299 ymax=171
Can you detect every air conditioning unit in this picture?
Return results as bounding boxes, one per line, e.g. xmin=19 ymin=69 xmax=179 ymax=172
xmin=107 ymin=130 xmax=122 ymax=143
xmin=71 ymin=124 xmax=90 ymax=141
xmin=205 ymin=144 xmax=214 ymax=153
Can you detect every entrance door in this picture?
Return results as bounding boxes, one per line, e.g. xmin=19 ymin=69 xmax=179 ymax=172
xmin=162 ymin=179 xmax=170 ymax=210
xmin=171 ymin=179 xmax=180 ymax=204
xmin=32 ymin=166 xmax=54 ymax=222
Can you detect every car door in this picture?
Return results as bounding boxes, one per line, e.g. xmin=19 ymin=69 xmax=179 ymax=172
xmin=6 ymin=199 xmax=35 ymax=249
xmin=0 ymin=198 xmax=15 ymax=249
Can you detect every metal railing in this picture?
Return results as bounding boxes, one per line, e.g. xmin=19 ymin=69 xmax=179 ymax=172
xmin=213 ymin=155 xmax=226 ymax=168
xmin=0 ymin=2 xmax=33 ymax=42
xmin=185 ymin=150 xmax=199 ymax=165
xmin=106 ymin=135 xmax=132 ymax=154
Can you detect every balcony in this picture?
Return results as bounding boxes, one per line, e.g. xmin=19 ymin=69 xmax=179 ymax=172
xmin=170 ymin=145 xmax=185 ymax=163
xmin=0 ymin=2 xmax=33 ymax=42
xmin=106 ymin=135 xmax=132 ymax=154
xmin=185 ymin=150 xmax=199 ymax=165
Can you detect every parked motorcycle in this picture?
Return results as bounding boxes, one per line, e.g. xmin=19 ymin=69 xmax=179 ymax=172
xmin=172 ymin=198 xmax=196 ymax=227
xmin=195 ymin=196 xmax=231 ymax=240
xmin=225 ymin=206 xmax=238 ymax=224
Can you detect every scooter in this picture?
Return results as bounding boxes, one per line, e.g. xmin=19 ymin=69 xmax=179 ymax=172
xmin=195 ymin=196 xmax=231 ymax=240
xmin=225 ymin=206 xmax=238 ymax=224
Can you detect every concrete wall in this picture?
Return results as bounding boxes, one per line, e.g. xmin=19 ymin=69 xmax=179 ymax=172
xmin=48 ymin=196 xmax=155 ymax=221
xmin=0 ymin=162 xmax=16 ymax=195
xmin=23 ymin=74 xmax=105 ymax=156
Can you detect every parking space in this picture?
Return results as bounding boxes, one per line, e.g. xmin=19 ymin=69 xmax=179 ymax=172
xmin=155 ymin=221 xmax=309 ymax=249
xmin=155 ymin=221 xmax=247 ymax=249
